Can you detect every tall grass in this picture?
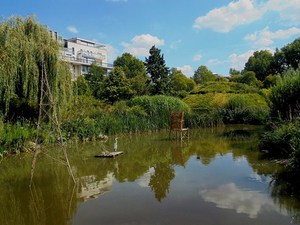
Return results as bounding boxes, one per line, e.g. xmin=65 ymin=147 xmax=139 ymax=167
xmin=261 ymin=119 xmax=300 ymax=170
xmin=0 ymin=120 xmax=36 ymax=155
xmin=129 ymin=95 xmax=190 ymax=129
xmin=61 ymin=95 xmax=191 ymax=140
xmin=270 ymin=68 xmax=300 ymax=120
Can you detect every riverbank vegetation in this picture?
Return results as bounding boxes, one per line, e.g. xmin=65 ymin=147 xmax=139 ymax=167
xmin=0 ymin=16 xmax=300 ymax=171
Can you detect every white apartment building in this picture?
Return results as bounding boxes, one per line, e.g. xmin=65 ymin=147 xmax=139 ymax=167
xmin=60 ymin=37 xmax=113 ymax=79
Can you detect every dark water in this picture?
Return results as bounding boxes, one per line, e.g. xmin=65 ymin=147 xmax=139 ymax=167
xmin=1 ymin=125 xmax=300 ymax=225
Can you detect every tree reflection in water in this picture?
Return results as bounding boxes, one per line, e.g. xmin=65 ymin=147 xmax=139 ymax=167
xmin=149 ymin=163 xmax=175 ymax=202
xmin=270 ymin=171 xmax=300 ymax=224
xmin=1 ymin=126 xmax=300 ymax=224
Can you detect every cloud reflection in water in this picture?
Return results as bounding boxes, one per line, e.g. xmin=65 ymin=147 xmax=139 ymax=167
xmin=200 ymin=183 xmax=287 ymax=219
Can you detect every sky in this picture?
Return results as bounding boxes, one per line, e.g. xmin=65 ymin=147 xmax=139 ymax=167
xmin=1 ymin=0 xmax=300 ymax=76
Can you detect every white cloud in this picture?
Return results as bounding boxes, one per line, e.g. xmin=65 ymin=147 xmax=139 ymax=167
xmin=193 ymin=0 xmax=300 ymax=32
xmin=106 ymin=44 xmax=119 ymax=64
xmin=122 ymin=34 xmax=164 ymax=57
xmin=193 ymin=0 xmax=265 ymax=32
xmin=245 ymin=26 xmax=300 ymax=48
xmin=266 ymin=0 xmax=300 ymax=25
xmin=229 ymin=50 xmax=254 ymax=70
xmin=176 ymin=65 xmax=194 ymax=77
xmin=67 ymin=26 xmax=78 ymax=34
xmin=138 ymin=168 xmax=154 ymax=188
xmin=193 ymin=54 xmax=203 ymax=62
xmin=200 ymin=183 xmax=287 ymax=219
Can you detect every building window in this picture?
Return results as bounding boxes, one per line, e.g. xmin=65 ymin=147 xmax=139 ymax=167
xmin=82 ymin=66 xmax=88 ymax=73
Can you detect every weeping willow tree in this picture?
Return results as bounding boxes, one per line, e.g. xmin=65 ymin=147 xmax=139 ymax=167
xmin=0 ymin=16 xmax=72 ymax=122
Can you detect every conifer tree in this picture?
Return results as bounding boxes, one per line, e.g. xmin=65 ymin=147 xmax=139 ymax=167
xmin=145 ymin=46 xmax=170 ymax=95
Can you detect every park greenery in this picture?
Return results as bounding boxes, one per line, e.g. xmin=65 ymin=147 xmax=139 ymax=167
xmin=0 ymin=16 xmax=300 ymax=171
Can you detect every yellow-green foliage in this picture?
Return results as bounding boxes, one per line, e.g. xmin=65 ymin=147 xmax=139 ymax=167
xmin=191 ymin=81 xmax=259 ymax=94
xmin=184 ymin=93 xmax=268 ymax=110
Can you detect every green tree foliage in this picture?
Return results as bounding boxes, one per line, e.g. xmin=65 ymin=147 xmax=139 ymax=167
xmin=102 ymin=67 xmax=133 ymax=103
xmin=193 ymin=65 xmax=216 ymax=84
xmin=244 ymin=50 xmax=274 ymax=81
xmin=229 ymin=68 xmax=241 ymax=76
xmin=84 ymin=63 xmax=105 ymax=99
xmin=145 ymin=46 xmax=170 ymax=95
xmin=114 ymin=52 xmax=147 ymax=79
xmin=273 ymin=48 xmax=287 ymax=74
xmin=281 ymin=37 xmax=300 ymax=70
xmin=73 ymin=76 xmax=92 ymax=96
xmin=231 ymin=71 xmax=259 ymax=86
xmin=0 ymin=16 xmax=72 ymax=121
xmin=169 ymin=68 xmax=195 ymax=96
xmin=263 ymin=74 xmax=281 ymax=88
xmin=114 ymin=53 xmax=149 ymax=96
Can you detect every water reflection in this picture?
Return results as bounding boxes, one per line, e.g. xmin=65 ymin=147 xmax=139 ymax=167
xmin=200 ymin=182 xmax=287 ymax=219
xmin=0 ymin=126 xmax=300 ymax=225
xmin=77 ymin=173 xmax=113 ymax=201
xmin=149 ymin=163 xmax=175 ymax=202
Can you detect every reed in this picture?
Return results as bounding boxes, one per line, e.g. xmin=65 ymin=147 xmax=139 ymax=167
xmin=0 ymin=120 xmax=36 ymax=155
xmin=61 ymin=95 xmax=191 ymax=140
xmin=261 ymin=119 xmax=300 ymax=163
xmin=270 ymin=68 xmax=300 ymax=120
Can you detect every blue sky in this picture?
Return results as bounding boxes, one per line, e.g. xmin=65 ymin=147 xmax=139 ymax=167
xmin=1 ymin=0 xmax=300 ymax=76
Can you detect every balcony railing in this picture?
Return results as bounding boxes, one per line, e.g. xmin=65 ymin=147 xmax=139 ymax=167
xmin=78 ymin=50 xmax=106 ymax=60
xmin=60 ymin=55 xmax=113 ymax=68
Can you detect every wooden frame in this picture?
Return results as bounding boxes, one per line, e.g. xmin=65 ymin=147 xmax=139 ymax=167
xmin=169 ymin=111 xmax=189 ymax=140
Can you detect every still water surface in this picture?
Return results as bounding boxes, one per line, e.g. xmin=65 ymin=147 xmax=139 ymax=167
xmin=1 ymin=125 xmax=300 ymax=225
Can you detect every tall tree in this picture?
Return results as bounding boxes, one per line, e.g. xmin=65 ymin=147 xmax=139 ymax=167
xmin=281 ymin=37 xmax=300 ymax=70
xmin=0 ymin=16 xmax=72 ymax=120
xmin=193 ymin=65 xmax=215 ymax=84
xmin=84 ymin=63 xmax=106 ymax=99
xmin=170 ymin=68 xmax=195 ymax=95
xmin=144 ymin=46 xmax=170 ymax=95
xmin=244 ymin=50 xmax=274 ymax=81
xmin=114 ymin=53 xmax=149 ymax=96
xmin=102 ymin=67 xmax=133 ymax=103
xmin=114 ymin=53 xmax=147 ymax=79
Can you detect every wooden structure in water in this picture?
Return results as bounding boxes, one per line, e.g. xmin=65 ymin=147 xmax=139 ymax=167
xmin=169 ymin=111 xmax=189 ymax=140
xmin=95 ymin=151 xmax=124 ymax=158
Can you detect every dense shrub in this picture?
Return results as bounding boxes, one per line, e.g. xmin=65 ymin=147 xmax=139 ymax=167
xmin=0 ymin=120 xmax=36 ymax=155
xmin=270 ymin=68 xmax=300 ymax=120
xmin=261 ymin=120 xmax=300 ymax=169
xmin=221 ymin=94 xmax=270 ymax=124
xmin=184 ymin=93 xmax=269 ymax=125
xmin=190 ymin=81 xmax=259 ymax=94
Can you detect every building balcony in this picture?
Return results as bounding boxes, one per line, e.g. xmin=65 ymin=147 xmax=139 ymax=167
xmin=78 ymin=50 xmax=106 ymax=60
xmin=60 ymin=55 xmax=113 ymax=69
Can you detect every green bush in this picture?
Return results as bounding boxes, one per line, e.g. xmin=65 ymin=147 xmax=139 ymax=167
xmin=184 ymin=93 xmax=269 ymax=125
xmin=0 ymin=121 xmax=36 ymax=154
xmin=221 ymin=94 xmax=270 ymax=124
xmin=270 ymin=68 xmax=300 ymax=120
xmin=190 ymin=81 xmax=259 ymax=94
xmin=261 ymin=120 xmax=300 ymax=165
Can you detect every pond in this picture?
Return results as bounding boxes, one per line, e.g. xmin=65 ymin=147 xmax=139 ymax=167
xmin=1 ymin=125 xmax=300 ymax=225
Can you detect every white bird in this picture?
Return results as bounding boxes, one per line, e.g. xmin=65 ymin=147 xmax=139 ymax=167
xmin=114 ymin=137 xmax=118 ymax=152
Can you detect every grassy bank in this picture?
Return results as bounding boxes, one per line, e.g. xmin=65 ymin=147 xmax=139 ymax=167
xmin=0 ymin=83 xmax=271 ymax=155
